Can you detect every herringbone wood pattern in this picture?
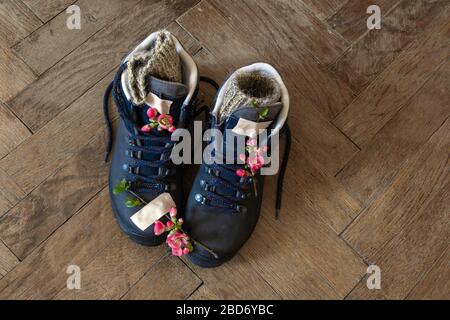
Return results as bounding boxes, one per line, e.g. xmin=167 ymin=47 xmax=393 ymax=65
xmin=0 ymin=0 xmax=448 ymax=300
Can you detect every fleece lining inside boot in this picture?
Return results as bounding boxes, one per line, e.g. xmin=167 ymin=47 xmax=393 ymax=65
xmin=219 ymin=71 xmax=281 ymax=121
xmin=126 ymin=30 xmax=182 ymax=105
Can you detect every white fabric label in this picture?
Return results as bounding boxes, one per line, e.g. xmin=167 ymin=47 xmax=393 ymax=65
xmin=232 ymin=118 xmax=273 ymax=138
xmin=145 ymin=92 xmax=173 ymax=114
xmin=130 ymin=193 xmax=176 ymax=231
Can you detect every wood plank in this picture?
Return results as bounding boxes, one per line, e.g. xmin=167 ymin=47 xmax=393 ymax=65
xmin=212 ymin=0 xmax=347 ymax=65
xmin=0 ymin=0 xmax=42 ymax=46
xmin=0 ymin=188 xmax=118 ymax=299
xmin=54 ymin=235 xmax=167 ymax=300
xmin=0 ymin=168 xmax=25 ymax=218
xmin=240 ymin=170 xmax=366 ymax=299
xmin=347 ymin=180 xmax=449 ymax=299
xmin=188 ymin=285 xmax=220 ymax=300
xmin=207 ymin=0 xmax=354 ymax=118
xmin=327 ymin=0 xmax=401 ymax=42
xmin=0 ymin=71 xmax=115 ymax=194
xmin=184 ymin=254 xmax=282 ymax=299
xmin=343 ymin=118 xmax=450 ymax=261
xmin=14 ymin=0 xmax=141 ymax=75
xmin=407 ymin=247 xmax=450 ymax=300
xmin=337 ymin=61 xmax=450 ymax=206
xmin=0 ymin=129 xmax=111 ymax=259
xmin=0 ymin=241 xmax=18 ymax=279
xmin=287 ymin=138 xmax=361 ymax=233
xmin=8 ymin=0 xmax=199 ymax=132
xmin=166 ymin=22 xmax=202 ymax=57
xmin=22 ymin=0 xmax=76 ymax=23
xmin=331 ymin=0 xmax=450 ymax=93
xmin=178 ymin=1 xmax=358 ymax=176
xmin=0 ymin=102 xmax=31 ymax=159
xmin=301 ymin=0 xmax=348 ymax=20
xmin=122 ymin=256 xmax=202 ymax=300
xmin=0 ymin=44 xmax=36 ymax=102
xmin=334 ymin=20 xmax=450 ymax=147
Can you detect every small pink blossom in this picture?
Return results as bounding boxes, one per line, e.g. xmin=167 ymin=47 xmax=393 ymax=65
xmin=168 ymin=126 xmax=176 ymax=133
xmin=236 ymin=169 xmax=246 ymax=177
xmin=154 ymin=221 xmax=166 ymax=236
xmin=177 ymin=218 xmax=184 ymax=225
xmin=247 ymin=155 xmax=265 ymax=172
xmin=141 ymin=125 xmax=152 ymax=133
xmin=166 ymin=231 xmax=191 ymax=256
xmin=157 ymin=114 xmax=174 ymax=130
xmin=146 ymin=107 xmax=157 ymax=119
xmin=239 ymin=154 xmax=246 ymax=162
xmin=166 ymin=221 xmax=174 ymax=229
xmin=247 ymin=138 xmax=257 ymax=146
xmin=169 ymin=207 xmax=177 ymax=218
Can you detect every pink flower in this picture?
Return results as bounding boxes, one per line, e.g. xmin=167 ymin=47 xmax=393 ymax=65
xmin=166 ymin=231 xmax=190 ymax=256
xmin=146 ymin=107 xmax=157 ymax=119
xmin=178 ymin=218 xmax=184 ymax=225
xmin=168 ymin=126 xmax=176 ymax=133
xmin=247 ymin=155 xmax=265 ymax=172
xmin=154 ymin=221 xmax=166 ymax=236
xmin=166 ymin=221 xmax=174 ymax=229
xmin=169 ymin=207 xmax=177 ymax=218
xmin=141 ymin=124 xmax=152 ymax=133
xmin=239 ymin=154 xmax=246 ymax=162
xmin=157 ymin=114 xmax=174 ymax=130
xmin=236 ymin=169 xmax=247 ymax=177
xmin=247 ymin=138 xmax=257 ymax=146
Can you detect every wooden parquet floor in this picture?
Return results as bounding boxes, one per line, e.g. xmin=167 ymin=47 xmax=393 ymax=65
xmin=0 ymin=0 xmax=448 ymax=300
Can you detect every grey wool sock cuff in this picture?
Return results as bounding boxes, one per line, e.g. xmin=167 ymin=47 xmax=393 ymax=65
xmin=219 ymin=71 xmax=281 ymax=121
xmin=126 ymin=30 xmax=182 ymax=105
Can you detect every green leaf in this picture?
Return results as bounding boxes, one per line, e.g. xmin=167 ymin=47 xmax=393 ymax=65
xmin=250 ymin=100 xmax=260 ymax=108
xmin=258 ymin=106 xmax=269 ymax=120
xmin=113 ymin=179 xmax=130 ymax=195
xmin=125 ymin=197 xmax=142 ymax=208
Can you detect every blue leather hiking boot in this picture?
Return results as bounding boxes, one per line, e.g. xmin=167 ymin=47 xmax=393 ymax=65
xmin=103 ymin=31 xmax=199 ymax=246
xmin=185 ymin=63 xmax=291 ymax=267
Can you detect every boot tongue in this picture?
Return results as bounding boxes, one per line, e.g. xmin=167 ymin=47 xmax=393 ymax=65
xmin=219 ymin=102 xmax=282 ymax=163
xmin=137 ymin=78 xmax=188 ymax=178
xmin=224 ymin=102 xmax=282 ymax=131
xmin=138 ymin=76 xmax=188 ymax=127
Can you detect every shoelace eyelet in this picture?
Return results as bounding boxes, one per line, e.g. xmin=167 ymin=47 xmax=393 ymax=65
xmin=200 ymin=180 xmax=216 ymax=192
xmin=236 ymin=191 xmax=249 ymax=200
xmin=122 ymin=164 xmax=133 ymax=173
xmin=195 ymin=193 xmax=209 ymax=205
xmin=125 ymin=149 xmax=134 ymax=157
xmin=236 ymin=205 xmax=247 ymax=214
xmin=206 ymin=167 xmax=220 ymax=177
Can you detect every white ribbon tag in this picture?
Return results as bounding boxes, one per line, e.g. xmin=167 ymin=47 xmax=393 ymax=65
xmin=130 ymin=193 xmax=175 ymax=231
xmin=232 ymin=118 xmax=273 ymax=138
xmin=145 ymin=92 xmax=173 ymax=114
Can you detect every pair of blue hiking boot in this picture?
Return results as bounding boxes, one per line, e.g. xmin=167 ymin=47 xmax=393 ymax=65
xmin=103 ymin=31 xmax=291 ymax=268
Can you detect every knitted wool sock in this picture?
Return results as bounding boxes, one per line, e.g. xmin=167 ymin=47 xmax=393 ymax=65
xmin=127 ymin=30 xmax=182 ymax=105
xmin=219 ymin=71 xmax=281 ymax=121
